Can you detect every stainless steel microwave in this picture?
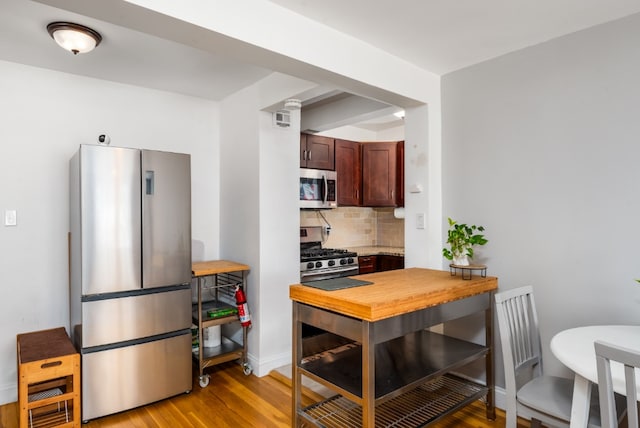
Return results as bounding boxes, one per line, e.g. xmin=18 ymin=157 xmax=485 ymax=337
xmin=300 ymin=168 xmax=337 ymax=209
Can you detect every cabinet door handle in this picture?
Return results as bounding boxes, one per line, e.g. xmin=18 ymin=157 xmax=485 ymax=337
xmin=302 ymin=150 xmax=307 ymax=161
xmin=308 ymin=151 xmax=311 ymax=161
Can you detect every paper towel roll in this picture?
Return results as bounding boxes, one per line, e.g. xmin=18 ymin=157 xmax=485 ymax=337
xmin=394 ymin=207 xmax=405 ymax=219
xmin=204 ymin=325 xmax=221 ymax=347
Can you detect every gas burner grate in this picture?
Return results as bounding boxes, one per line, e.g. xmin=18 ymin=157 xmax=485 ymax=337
xmin=301 ymin=248 xmax=358 ymax=262
xmin=302 ymin=248 xmax=350 ymax=258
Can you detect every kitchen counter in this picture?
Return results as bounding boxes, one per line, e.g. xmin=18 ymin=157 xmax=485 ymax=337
xmin=342 ymin=245 xmax=404 ymax=257
xmin=290 ymin=267 xmax=498 ymax=426
xmin=290 ymin=267 xmax=497 ymax=322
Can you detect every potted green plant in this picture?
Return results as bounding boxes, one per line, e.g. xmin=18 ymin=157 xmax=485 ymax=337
xmin=442 ymin=217 xmax=488 ymax=266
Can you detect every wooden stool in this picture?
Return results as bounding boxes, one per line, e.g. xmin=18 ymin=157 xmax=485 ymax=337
xmin=17 ymin=327 xmax=80 ymax=428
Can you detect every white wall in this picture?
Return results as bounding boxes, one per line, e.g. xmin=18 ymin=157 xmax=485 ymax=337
xmin=257 ymin=109 xmax=301 ymax=372
xmin=317 ymin=124 xmax=405 ymax=142
xmin=1 ymin=0 xmax=444 ymax=402
xmin=441 ymin=13 xmax=640 ymax=389
xmin=405 ymin=103 xmax=441 ymax=269
xmin=0 ymin=60 xmax=220 ymax=404
xmin=219 ymin=73 xmax=315 ymax=376
xmin=101 ymin=0 xmax=442 ymax=372
xmin=377 ymin=125 xmax=406 ymax=142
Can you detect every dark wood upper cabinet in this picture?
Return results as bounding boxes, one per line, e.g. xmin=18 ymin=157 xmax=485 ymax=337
xmin=300 ymin=134 xmax=335 ymax=170
xmin=334 ymin=139 xmax=361 ymax=206
xmin=362 ymin=141 xmax=404 ymax=207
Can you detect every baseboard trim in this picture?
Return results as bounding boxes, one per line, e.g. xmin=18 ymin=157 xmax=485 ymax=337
xmin=494 ymin=385 xmax=506 ymax=411
xmin=0 ymin=382 xmax=17 ymax=406
xmin=249 ymin=351 xmax=291 ymax=377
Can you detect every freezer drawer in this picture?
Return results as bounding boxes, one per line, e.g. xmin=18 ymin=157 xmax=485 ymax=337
xmin=81 ymin=332 xmax=192 ymax=421
xmin=81 ymin=287 xmax=191 ymax=348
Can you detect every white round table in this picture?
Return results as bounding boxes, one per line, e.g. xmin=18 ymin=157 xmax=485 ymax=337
xmin=550 ymin=325 xmax=640 ymax=428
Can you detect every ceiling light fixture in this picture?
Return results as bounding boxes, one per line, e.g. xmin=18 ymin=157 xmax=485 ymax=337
xmin=284 ymin=98 xmax=302 ymax=110
xmin=393 ymin=110 xmax=405 ymax=119
xmin=47 ymin=22 xmax=102 ymax=55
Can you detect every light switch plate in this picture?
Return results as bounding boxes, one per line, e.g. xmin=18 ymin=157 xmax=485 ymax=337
xmin=416 ymin=213 xmax=425 ymax=229
xmin=409 ymin=184 xmax=423 ymax=193
xmin=4 ymin=210 xmax=16 ymax=226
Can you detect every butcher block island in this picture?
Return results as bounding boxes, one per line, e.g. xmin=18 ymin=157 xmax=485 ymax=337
xmin=290 ymin=267 xmax=498 ymax=428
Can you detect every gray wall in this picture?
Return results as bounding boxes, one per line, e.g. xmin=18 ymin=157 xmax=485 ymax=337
xmin=442 ymin=12 xmax=640 ymax=387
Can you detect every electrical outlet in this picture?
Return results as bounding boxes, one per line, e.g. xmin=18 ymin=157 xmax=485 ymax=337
xmin=4 ymin=209 xmax=17 ymax=226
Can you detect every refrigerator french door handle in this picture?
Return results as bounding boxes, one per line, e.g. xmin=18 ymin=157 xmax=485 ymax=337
xmin=145 ymin=170 xmax=154 ymax=195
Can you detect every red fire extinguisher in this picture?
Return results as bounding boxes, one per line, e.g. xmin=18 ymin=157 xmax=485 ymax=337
xmin=235 ymin=284 xmax=252 ymax=327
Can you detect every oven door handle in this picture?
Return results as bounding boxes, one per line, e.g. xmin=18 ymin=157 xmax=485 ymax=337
xmin=300 ymin=265 xmax=360 ymax=282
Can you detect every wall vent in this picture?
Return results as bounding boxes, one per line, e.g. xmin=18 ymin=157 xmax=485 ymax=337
xmin=273 ymin=110 xmax=291 ymax=128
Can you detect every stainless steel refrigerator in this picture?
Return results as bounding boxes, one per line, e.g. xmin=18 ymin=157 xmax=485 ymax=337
xmin=69 ymin=144 xmax=192 ymax=421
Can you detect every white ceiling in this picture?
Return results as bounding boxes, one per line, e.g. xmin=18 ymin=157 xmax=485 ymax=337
xmin=0 ymin=0 xmax=272 ymax=100
xmin=267 ymin=0 xmax=640 ymax=75
xmin=2 ymin=0 xmax=640 ymax=127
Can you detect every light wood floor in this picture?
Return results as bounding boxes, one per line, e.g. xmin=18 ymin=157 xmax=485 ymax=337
xmin=0 ymin=362 xmax=529 ymax=427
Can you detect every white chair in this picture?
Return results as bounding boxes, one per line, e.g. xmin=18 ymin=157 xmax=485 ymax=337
xmin=495 ymin=286 xmax=620 ymax=428
xmin=595 ymin=340 xmax=640 ymax=428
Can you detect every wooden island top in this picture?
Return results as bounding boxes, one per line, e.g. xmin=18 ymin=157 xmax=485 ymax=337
xmin=290 ymin=267 xmax=498 ymax=322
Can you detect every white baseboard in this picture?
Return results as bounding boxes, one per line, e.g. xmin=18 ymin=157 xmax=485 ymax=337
xmin=494 ymin=385 xmax=506 ymax=411
xmin=0 ymin=382 xmax=17 ymax=406
xmin=249 ymin=351 xmax=291 ymax=377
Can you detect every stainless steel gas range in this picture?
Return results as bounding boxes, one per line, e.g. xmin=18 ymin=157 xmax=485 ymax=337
xmin=300 ymin=226 xmax=359 ymax=282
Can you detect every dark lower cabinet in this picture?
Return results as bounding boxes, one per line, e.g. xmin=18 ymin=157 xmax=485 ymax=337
xmin=358 ymin=256 xmax=377 ymax=274
xmin=359 ymin=255 xmax=404 ymax=274
xmin=377 ymin=255 xmax=405 ymax=272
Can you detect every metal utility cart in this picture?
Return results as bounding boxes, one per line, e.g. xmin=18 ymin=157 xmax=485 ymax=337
xmin=192 ymin=260 xmax=251 ymax=387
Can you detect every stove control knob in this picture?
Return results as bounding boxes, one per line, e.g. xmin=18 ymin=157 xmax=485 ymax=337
xmin=328 ymin=260 xmax=335 ymax=266
xmin=339 ymin=259 xmax=347 ymax=265
xmin=347 ymin=257 xmax=354 ymax=264
xmin=307 ymin=262 xmax=314 ymax=269
xmin=315 ymin=261 xmax=322 ymax=268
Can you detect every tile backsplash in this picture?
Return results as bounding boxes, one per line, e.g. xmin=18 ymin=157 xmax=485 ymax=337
xmin=300 ymin=207 xmax=404 ymax=248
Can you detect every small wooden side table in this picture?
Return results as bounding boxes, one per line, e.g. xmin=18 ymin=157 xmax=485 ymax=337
xmin=17 ymin=327 xmax=80 ymax=428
